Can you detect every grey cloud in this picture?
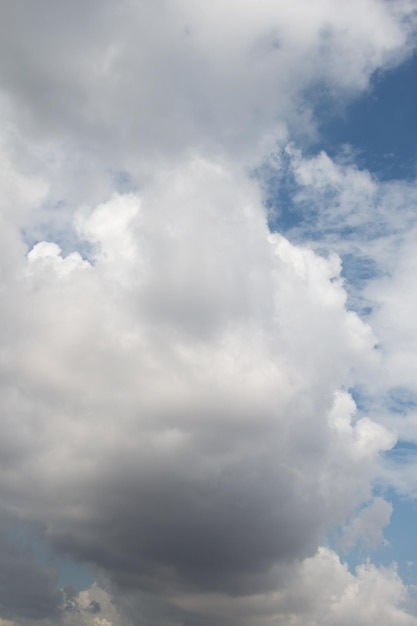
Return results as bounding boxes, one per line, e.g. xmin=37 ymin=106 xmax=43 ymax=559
xmin=94 ymin=548 xmax=417 ymax=626
xmin=0 ymin=2 xmax=416 ymax=625
xmin=0 ymin=530 xmax=63 ymax=621
xmin=0 ymin=0 xmax=413 ymax=173
xmin=86 ymin=600 xmax=100 ymax=614
xmin=0 ymin=162 xmax=387 ymax=618
xmin=0 ymin=127 xmax=402 ymax=626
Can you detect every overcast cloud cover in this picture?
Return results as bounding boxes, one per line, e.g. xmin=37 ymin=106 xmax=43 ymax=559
xmin=1 ymin=0 xmax=417 ymax=624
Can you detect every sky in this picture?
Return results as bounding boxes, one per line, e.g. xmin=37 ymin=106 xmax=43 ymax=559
xmin=1 ymin=1 xmax=417 ymax=624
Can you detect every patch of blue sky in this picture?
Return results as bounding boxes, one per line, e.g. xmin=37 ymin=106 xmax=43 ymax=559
xmin=338 ymin=254 xmax=381 ymax=315
xmin=314 ymin=52 xmax=417 ymax=182
xmin=55 ymin=557 xmax=94 ymax=591
xmin=387 ymin=441 xmax=417 ymax=466
xmin=347 ymin=386 xmax=371 ymax=413
xmin=259 ymin=170 xmax=316 ymax=239
xmin=112 ymin=169 xmax=137 ymax=194
xmin=264 ymin=50 xmax=417 ymax=220
xmin=339 ymin=254 xmax=380 ymax=284
xmin=327 ymin=386 xmax=417 ymax=583
xmin=363 ymin=488 xmax=417 ymax=585
xmin=6 ymin=524 xmax=94 ymax=592
xmin=324 ymin=484 xmax=417 ymax=586
xmin=21 ymin=198 xmax=95 ymax=263
xmin=22 ymin=169 xmax=138 ymax=263
xmin=254 ymin=148 xmax=301 ymax=232
xmin=364 ymin=443 xmax=417 ymax=584
xmin=261 ymin=172 xmax=380 ymax=313
xmin=20 ymin=199 xmax=67 ymax=252
xmin=347 ymin=387 xmax=417 ymax=439
xmin=387 ymin=388 xmax=417 ymax=415
xmin=260 ymin=53 xmax=417 ymax=318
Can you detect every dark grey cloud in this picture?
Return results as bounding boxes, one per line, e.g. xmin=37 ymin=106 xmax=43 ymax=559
xmin=0 ymin=530 xmax=62 ymax=621
xmin=47 ymin=456 xmax=322 ymax=594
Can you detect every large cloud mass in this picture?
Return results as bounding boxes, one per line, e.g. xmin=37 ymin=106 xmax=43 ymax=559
xmin=2 ymin=157 xmax=382 ymax=584
xmin=0 ymin=0 xmax=413 ymax=173
xmin=0 ymin=1 xmax=417 ymax=624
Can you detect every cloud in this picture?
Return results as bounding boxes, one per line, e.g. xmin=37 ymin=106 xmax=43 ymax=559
xmin=0 ymin=1 xmax=416 ymax=624
xmin=0 ymin=0 xmax=413 ymax=174
xmin=272 ymin=144 xmax=417 ymax=451
xmin=276 ymin=145 xmax=417 ymax=252
xmin=0 ymin=530 xmax=63 ymax=621
xmin=163 ymin=547 xmax=417 ymax=626
xmin=56 ymin=548 xmax=417 ymax=626
xmin=341 ymin=496 xmax=393 ymax=551
xmin=4 ymin=547 xmax=416 ymax=626
xmin=0 ymin=156 xmax=395 ymax=623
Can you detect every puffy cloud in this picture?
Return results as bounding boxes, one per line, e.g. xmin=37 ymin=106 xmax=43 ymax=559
xmin=0 ymin=156 xmax=396 ymax=624
xmin=0 ymin=1 xmax=416 ymax=624
xmin=64 ymin=548 xmax=417 ymax=626
xmin=0 ymin=0 xmax=413 ymax=175
xmin=273 ymin=145 xmax=417 ymax=448
xmin=256 ymin=137 xmax=417 ymax=513
xmin=281 ymin=547 xmax=417 ymax=626
xmin=5 ymin=547 xmax=415 ymax=626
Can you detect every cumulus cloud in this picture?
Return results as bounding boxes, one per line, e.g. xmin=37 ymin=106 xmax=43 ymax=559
xmin=58 ymin=549 xmax=417 ymax=626
xmin=163 ymin=547 xmax=417 ymax=626
xmin=273 ymin=144 xmax=417 ymax=448
xmin=0 ymin=155 xmax=398 ymax=623
xmin=0 ymin=0 xmax=413 ymax=179
xmin=0 ymin=1 xmax=416 ymax=624
xmin=4 ymin=548 xmax=416 ymax=626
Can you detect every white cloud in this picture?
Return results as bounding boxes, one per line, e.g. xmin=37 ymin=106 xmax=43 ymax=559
xmin=0 ymin=1 xmax=416 ymax=624
xmin=341 ymin=496 xmax=393 ymax=550
xmin=0 ymin=0 xmax=413 ymax=178
xmin=0 ymin=157 xmax=392 ymax=623
xmin=276 ymin=145 xmax=417 ymax=452
xmin=366 ymin=231 xmax=417 ymax=390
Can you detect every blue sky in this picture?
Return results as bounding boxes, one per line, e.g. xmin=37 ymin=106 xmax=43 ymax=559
xmin=1 ymin=2 xmax=417 ymax=625
xmin=262 ymin=41 xmax=417 ymax=591
xmin=318 ymin=51 xmax=417 ymax=181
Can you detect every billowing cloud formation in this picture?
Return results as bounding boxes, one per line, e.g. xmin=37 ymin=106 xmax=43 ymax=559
xmin=273 ymin=144 xmax=417 ymax=430
xmin=10 ymin=549 xmax=417 ymax=626
xmin=0 ymin=0 xmax=413 ymax=176
xmin=1 ymin=1 xmax=417 ymax=624
xmin=161 ymin=547 xmax=417 ymax=626
xmin=0 ymin=154 xmax=398 ymax=622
